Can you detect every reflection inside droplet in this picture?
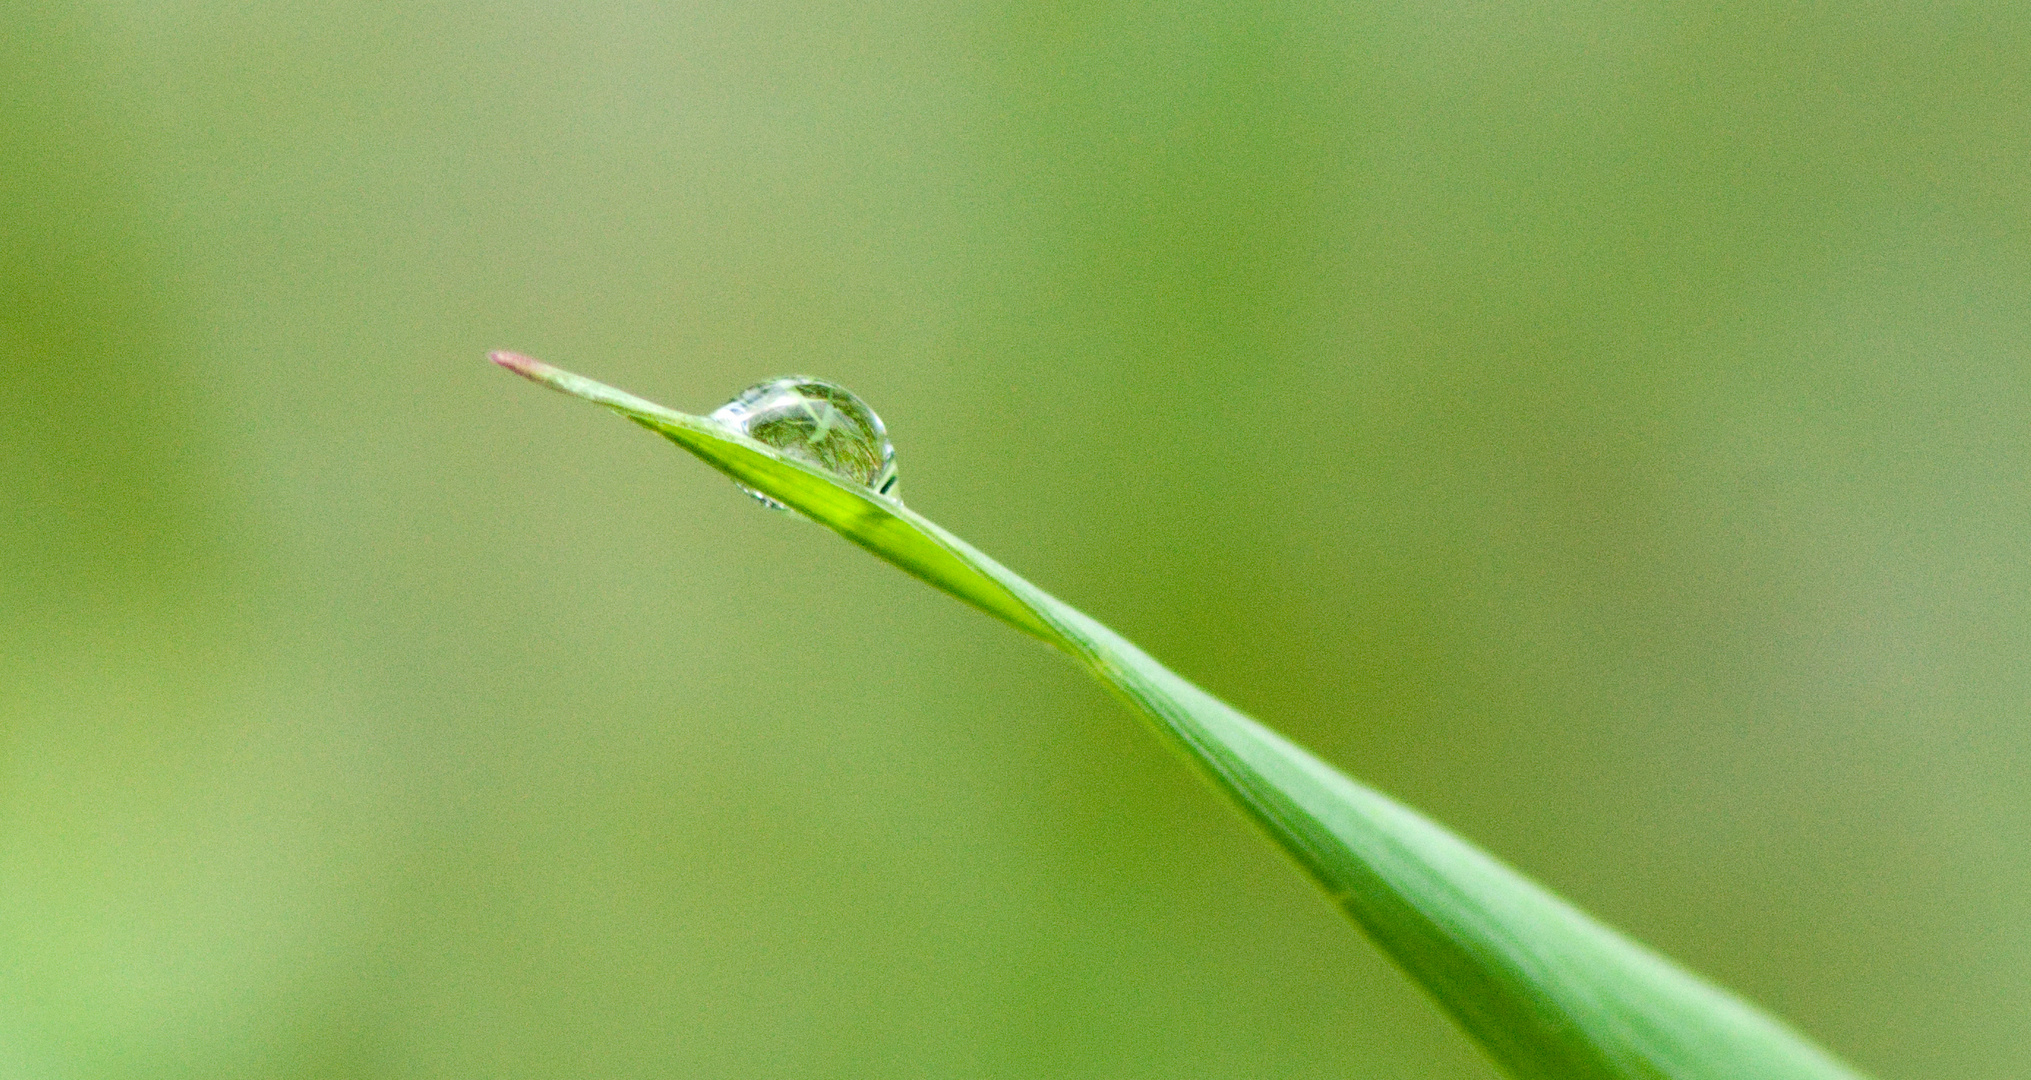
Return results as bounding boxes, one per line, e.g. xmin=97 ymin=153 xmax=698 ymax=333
xmin=709 ymin=376 xmax=899 ymax=509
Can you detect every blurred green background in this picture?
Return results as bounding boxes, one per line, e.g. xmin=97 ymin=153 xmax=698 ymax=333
xmin=4 ymin=0 xmax=2028 ymax=1076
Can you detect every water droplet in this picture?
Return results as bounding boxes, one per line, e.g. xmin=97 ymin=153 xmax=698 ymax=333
xmin=709 ymin=377 xmax=899 ymax=509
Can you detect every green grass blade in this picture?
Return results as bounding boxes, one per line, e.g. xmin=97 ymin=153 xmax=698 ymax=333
xmin=491 ymin=352 xmax=1870 ymax=1080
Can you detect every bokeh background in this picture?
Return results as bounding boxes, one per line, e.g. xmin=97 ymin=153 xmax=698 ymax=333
xmin=5 ymin=1 xmax=2029 ymax=1076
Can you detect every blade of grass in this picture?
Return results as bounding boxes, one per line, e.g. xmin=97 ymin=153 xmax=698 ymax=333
xmin=491 ymin=351 xmax=1869 ymax=1080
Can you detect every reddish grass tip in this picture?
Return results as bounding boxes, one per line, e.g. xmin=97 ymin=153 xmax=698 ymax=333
xmin=488 ymin=350 xmax=553 ymax=379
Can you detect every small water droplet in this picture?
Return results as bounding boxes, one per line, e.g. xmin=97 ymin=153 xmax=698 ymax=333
xmin=709 ymin=376 xmax=899 ymax=509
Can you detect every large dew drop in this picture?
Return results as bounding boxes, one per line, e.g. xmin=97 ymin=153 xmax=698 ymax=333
xmin=709 ymin=376 xmax=899 ymax=509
